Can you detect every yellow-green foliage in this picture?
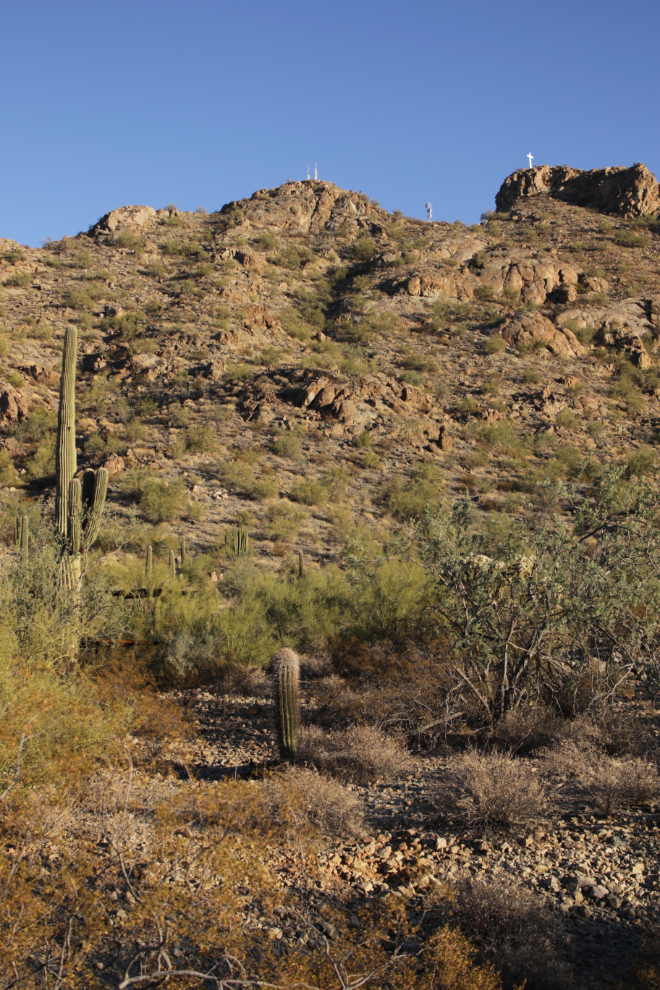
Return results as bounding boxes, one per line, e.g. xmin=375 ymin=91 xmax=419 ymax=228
xmin=383 ymin=462 xmax=445 ymax=520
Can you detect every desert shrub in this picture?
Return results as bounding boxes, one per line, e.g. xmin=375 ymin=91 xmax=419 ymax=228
xmin=439 ymin=879 xmax=573 ymax=990
xmin=298 ymin=724 xmax=411 ymax=783
xmin=272 ymin=426 xmax=304 ymax=459
xmin=290 ymin=479 xmax=328 ymax=505
xmin=184 ymin=424 xmax=216 ymax=453
xmin=614 ymin=229 xmax=650 ymax=248
xmin=432 ymin=750 xmax=547 ymax=832
xmin=222 ymin=362 xmax=251 ymax=383
xmin=353 ymin=236 xmax=376 ymax=261
xmin=553 ymin=742 xmax=660 ymax=815
xmin=3 ymin=270 xmax=31 ymax=288
xmin=490 ymin=707 xmax=564 ymax=754
xmin=0 ymin=450 xmax=19 ymax=485
xmin=383 ymin=462 xmax=445 ymax=520
xmin=261 ymin=766 xmax=365 ymax=838
xmin=626 ymin=444 xmax=657 ymax=478
xmin=485 ymin=334 xmax=505 ymax=354
xmin=264 ymin=500 xmax=308 ymax=541
xmin=139 ymin=477 xmax=187 ymax=522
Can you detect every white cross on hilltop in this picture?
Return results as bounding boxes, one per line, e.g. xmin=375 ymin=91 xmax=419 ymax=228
xmin=527 ymin=153 xmax=534 ymax=169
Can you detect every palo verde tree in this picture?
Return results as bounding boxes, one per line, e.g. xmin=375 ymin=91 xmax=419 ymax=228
xmin=373 ymin=471 xmax=660 ymax=724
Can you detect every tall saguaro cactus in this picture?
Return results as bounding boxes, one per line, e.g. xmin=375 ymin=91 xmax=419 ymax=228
xmin=145 ymin=545 xmax=153 ymax=575
xmin=17 ymin=515 xmax=28 ymax=566
xmin=55 ymin=326 xmax=108 ymax=582
xmin=273 ymin=647 xmax=300 ymax=763
xmin=55 ymin=326 xmax=78 ymax=539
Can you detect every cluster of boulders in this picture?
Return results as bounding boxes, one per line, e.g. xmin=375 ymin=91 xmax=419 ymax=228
xmin=496 ymin=163 xmax=660 ymax=218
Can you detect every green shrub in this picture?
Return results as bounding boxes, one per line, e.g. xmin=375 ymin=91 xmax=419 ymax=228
xmin=290 ymin=479 xmax=328 ymax=505
xmin=184 ymin=425 xmax=216 ymax=453
xmin=140 ymin=478 xmax=187 ymax=523
xmin=383 ymin=463 xmax=445 ymax=520
xmin=402 ymin=354 xmax=438 ymax=374
xmin=4 ymin=271 xmax=31 ymax=288
xmin=353 ymin=237 xmax=376 ymax=261
xmin=485 ymin=335 xmax=505 ymax=354
xmin=222 ymin=363 xmax=251 ymax=383
xmin=614 ymin=230 xmax=650 ymax=248
xmin=0 ymin=450 xmax=19 ymax=485
xmin=626 ymin=445 xmax=657 ymax=478
xmin=264 ymin=501 xmax=308 ymax=541
xmin=479 ymin=420 xmax=518 ymax=451
xmin=273 ymin=427 xmax=304 ymax=459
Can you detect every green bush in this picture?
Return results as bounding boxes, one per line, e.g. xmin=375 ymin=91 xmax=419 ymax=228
xmin=272 ymin=427 xmax=304 ymax=459
xmin=353 ymin=237 xmax=376 ymax=262
xmin=184 ymin=425 xmax=216 ymax=453
xmin=485 ymin=335 xmax=505 ymax=354
xmin=4 ymin=271 xmax=31 ymax=288
xmin=290 ymin=479 xmax=328 ymax=505
xmin=140 ymin=478 xmax=187 ymax=523
xmin=264 ymin=501 xmax=308 ymax=541
xmin=383 ymin=463 xmax=445 ymax=520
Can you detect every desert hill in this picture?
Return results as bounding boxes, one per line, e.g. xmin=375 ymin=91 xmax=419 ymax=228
xmin=3 ymin=164 xmax=660 ymax=990
xmin=1 ymin=164 xmax=660 ymax=565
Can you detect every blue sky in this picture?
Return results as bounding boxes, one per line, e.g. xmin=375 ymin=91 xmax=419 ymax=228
xmin=1 ymin=0 xmax=659 ymax=245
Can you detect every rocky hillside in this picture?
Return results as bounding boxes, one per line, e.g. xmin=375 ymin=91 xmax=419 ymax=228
xmin=1 ymin=163 xmax=660 ymax=561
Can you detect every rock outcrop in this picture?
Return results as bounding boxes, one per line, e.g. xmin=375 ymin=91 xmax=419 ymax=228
xmin=499 ymin=313 xmax=587 ymax=359
xmin=496 ymin=163 xmax=660 ymax=217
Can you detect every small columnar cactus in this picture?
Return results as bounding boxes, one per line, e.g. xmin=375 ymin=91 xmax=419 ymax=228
xmin=226 ymin=526 xmax=249 ymax=556
xmin=169 ymin=549 xmax=176 ymax=580
xmin=273 ymin=647 xmax=300 ymax=763
xmin=180 ymin=536 xmax=186 ymax=566
xmin=298 ymin=549 xmax=304 ymax=579
xmin=19 ymin=515 xmax=28 ymax=566
xmin=146 ymin=545 xmax=153 ymax=575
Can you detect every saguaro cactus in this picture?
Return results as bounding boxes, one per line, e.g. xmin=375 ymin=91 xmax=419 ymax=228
xmin=180 ymin=536 xmax=187 ymax=566
xmin=273 ymin=647 xmax=300 ymax=763
xmin=298 ymin=549 xmax=304 ymax=579
xmin=225 ymin=526 xmax=249 ymax=557
xmin=17 ymin=515 xmax=28 ymax=566
xmin=145 ymin=545 xmax=153 ymax=575
xmin=55 ymin=326 xmax=108 ymax=574
xmin=168 ymin=549 xmax=176 ymax=580
xmin=55 ymin=326 xmax=78 ymax=539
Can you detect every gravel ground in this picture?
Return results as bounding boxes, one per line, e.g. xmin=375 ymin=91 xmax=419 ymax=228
xmin=160 ymin=687 xmax=660 ymax=988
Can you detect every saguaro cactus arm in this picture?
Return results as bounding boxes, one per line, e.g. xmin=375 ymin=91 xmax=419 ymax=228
xmin=55 ymin=326 xmax=78 ymax=538
xmin=273 ymin=647 xmax=300 ymax=763
xmin=19 ymin=515 xmax=28 ymax=566
xmin=81 ymin=467 xmax=108 ymax=550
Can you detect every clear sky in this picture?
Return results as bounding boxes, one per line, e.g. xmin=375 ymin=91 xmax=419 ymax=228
xmin=1 ymin=0 xmax=659 ymax=246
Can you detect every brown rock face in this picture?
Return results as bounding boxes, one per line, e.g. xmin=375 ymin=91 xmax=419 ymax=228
xmin=91 ymin=205 xmax=156 ymax=234
xmin=495 ymin=163 xmax=660 ymax=218
xmin=500 ymin=313 xmax=587 ymax=359
xmin=0 ymin=386 xmax=30 ymax=424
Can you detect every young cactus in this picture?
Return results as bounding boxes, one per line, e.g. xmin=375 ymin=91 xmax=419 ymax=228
xmin=273 ymin=647 xmax=300 ymax=763
xmin=225 ymin=526 xmax=249 ymax=556
xmin=145 ymin=544 xmax=153 ymax=576
xmin=180 ymin=535 xmax=186 ymax=566
xmin=19 ymin=515 xmax=28 ymax=566
xmin=298 ymin=549 xmax=304 ymax=579
xmin=168 ymin=549 xmax=176 ymax=580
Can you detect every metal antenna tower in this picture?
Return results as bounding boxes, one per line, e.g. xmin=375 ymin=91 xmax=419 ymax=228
xmin=425 ymin=202 xmax=433 ymax=221
xmin=314 ymin=161 xmax=318 ymax=180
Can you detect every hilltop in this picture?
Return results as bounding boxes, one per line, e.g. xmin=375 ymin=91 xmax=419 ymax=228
xmin=1 ymin=163 xmax=660 ymax=567
xmin=3 ymin=164 xmax=660 ymax=989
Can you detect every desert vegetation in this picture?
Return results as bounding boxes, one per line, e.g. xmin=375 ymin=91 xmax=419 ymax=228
xmin=2 ymin=169 xmax=660 ymax=987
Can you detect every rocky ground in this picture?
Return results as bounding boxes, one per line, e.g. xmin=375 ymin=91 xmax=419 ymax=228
xmin=134 ymin=684 xmax=660 ymax=990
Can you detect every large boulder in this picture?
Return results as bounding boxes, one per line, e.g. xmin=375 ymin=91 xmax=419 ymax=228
xmin=91 ymin=205 xmax=156 ymax=234
xmin=496 ymin=163 xmax=660 ymax=218
xmin=500 ymin=313 xmax=586 ymax=359
xmin=0 ymin=386 xmax=30 ymax=424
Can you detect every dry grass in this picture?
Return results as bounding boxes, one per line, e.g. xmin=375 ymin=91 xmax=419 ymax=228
xmin=442 ymin=879 xmax=574 ymax=990
xmin=297 ymin=724 xmax=412 ymax=783
xmin=261 ymin=766 xmax=365 ymax=838
xmin=433 ymin=750 xmax=547 ymax=832
xmin=551 ymin=741 xmax=660 ymax=815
